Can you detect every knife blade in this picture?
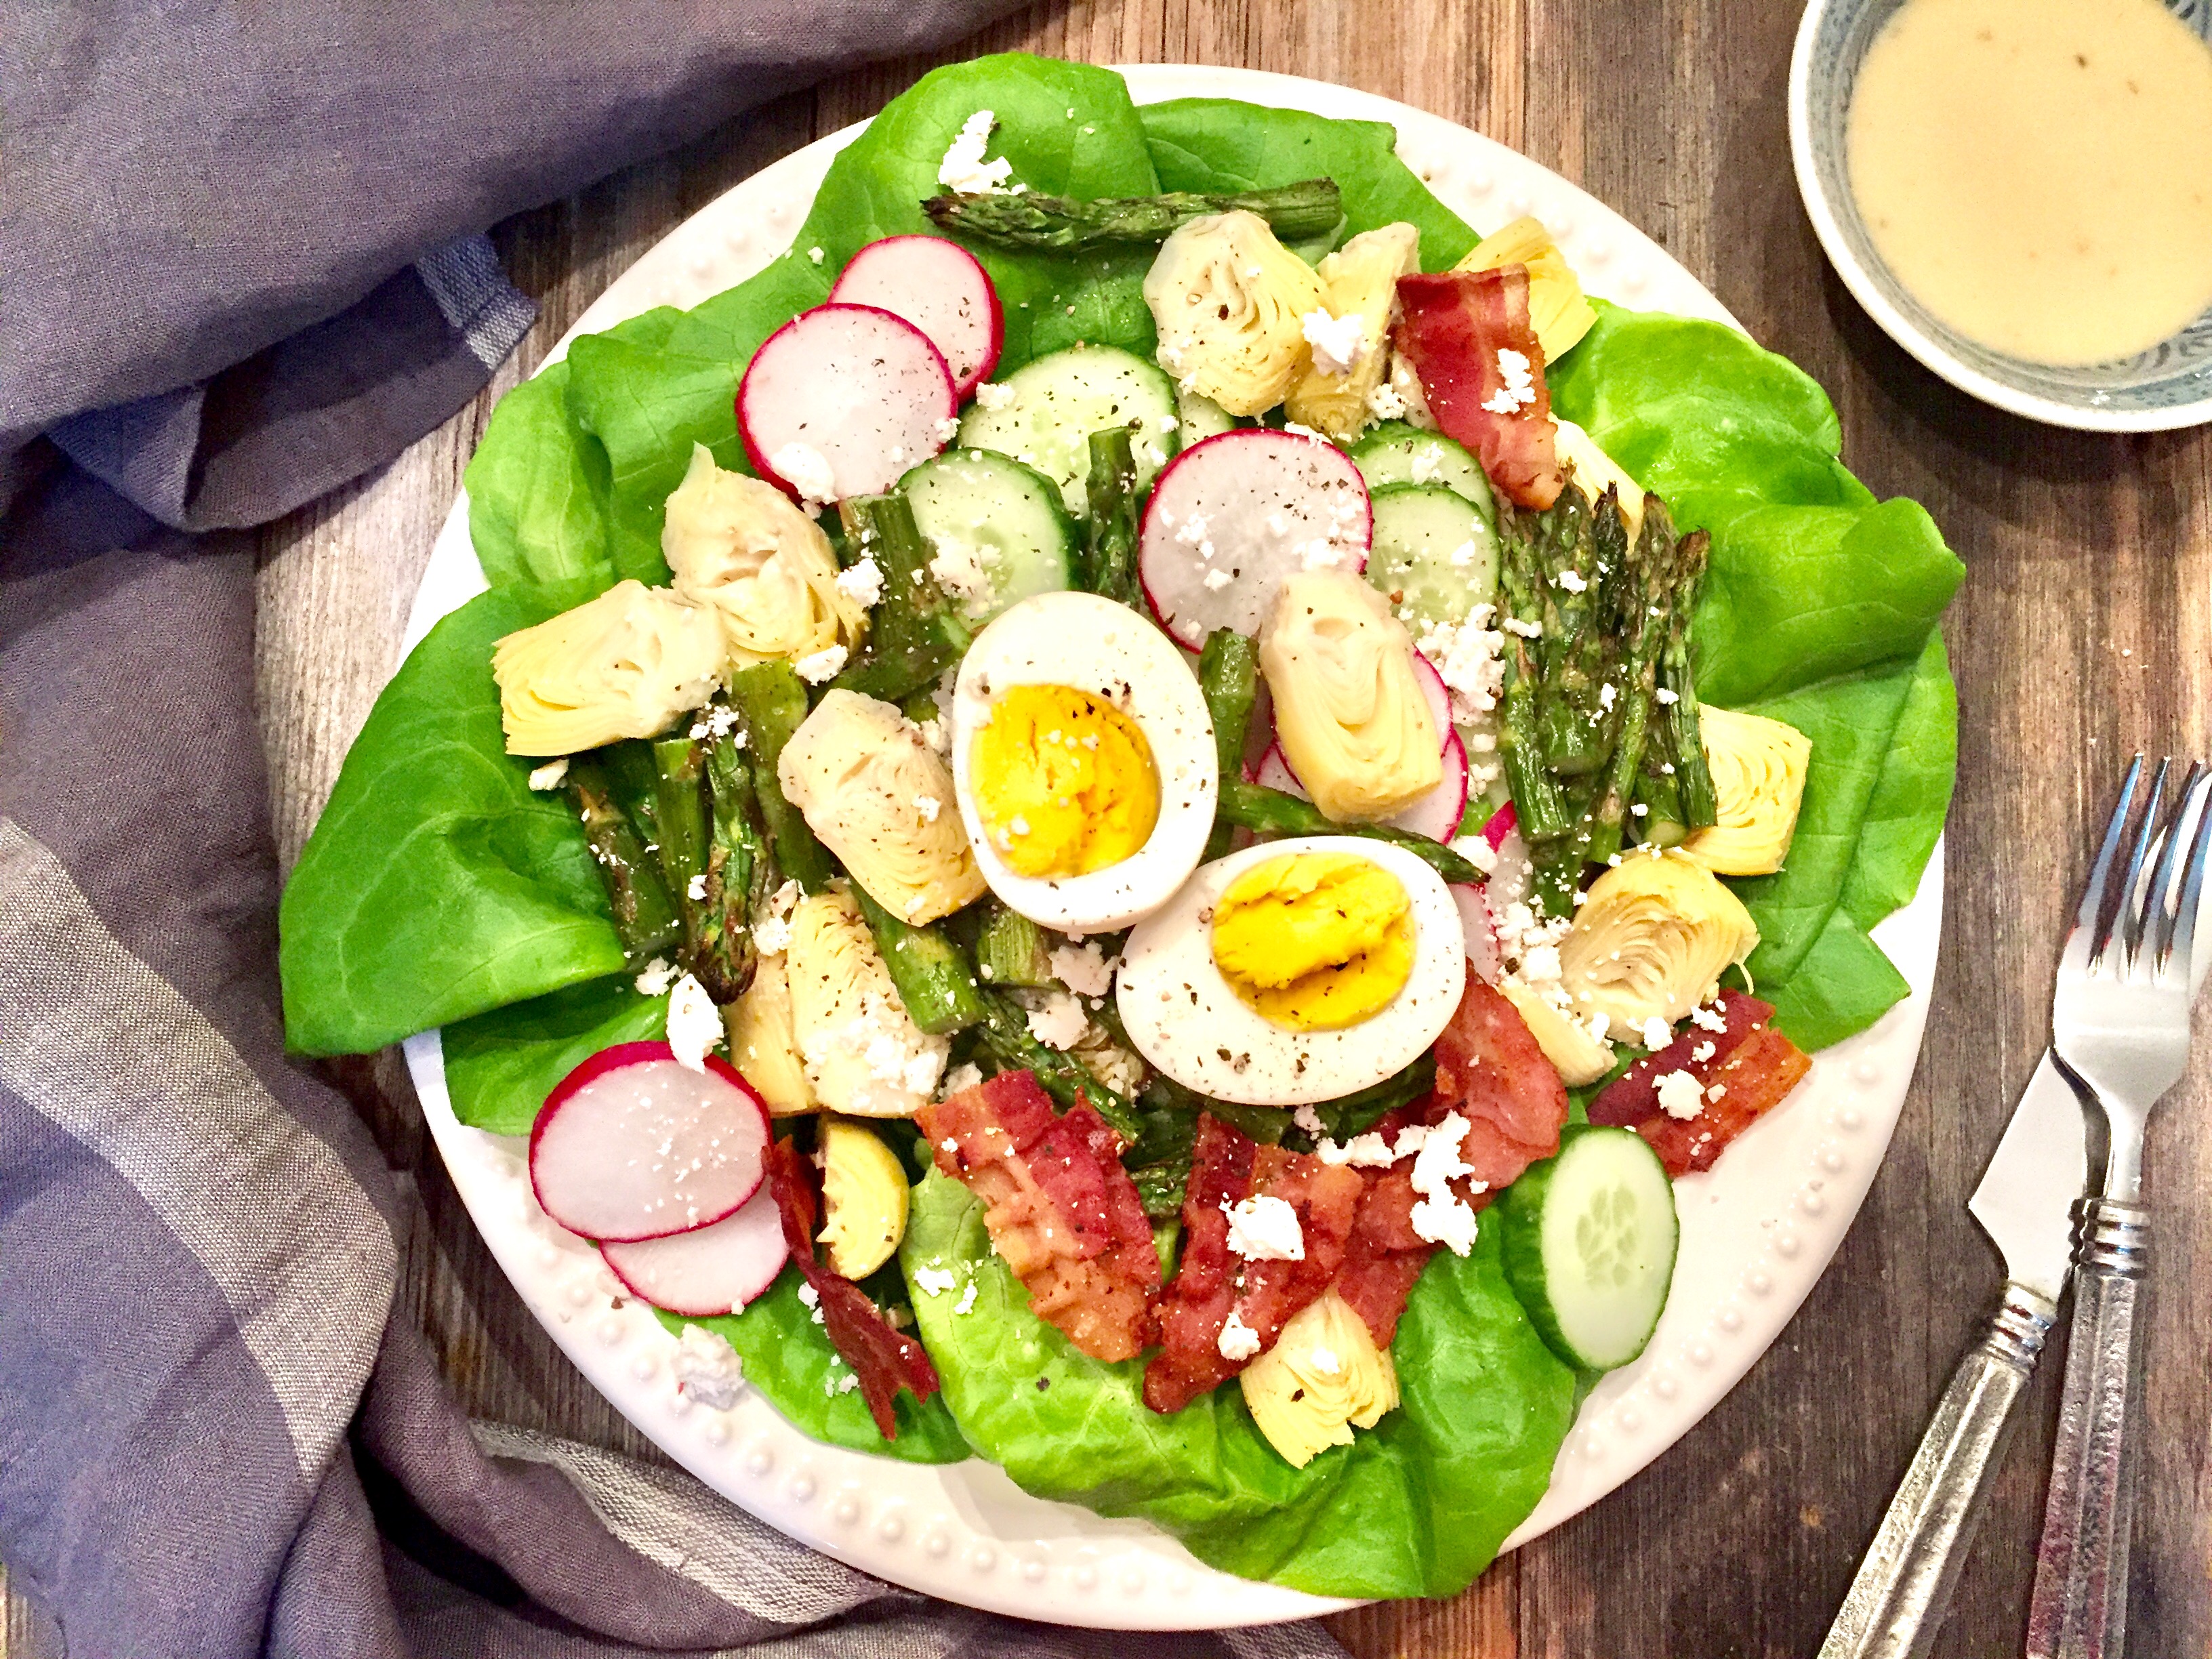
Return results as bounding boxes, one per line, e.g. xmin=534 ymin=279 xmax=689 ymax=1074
xmin=1967 ymin=1050 xmax=2091 ymax=1304
xmin=1820 ymin=1050 xmax=2089 ymax=1659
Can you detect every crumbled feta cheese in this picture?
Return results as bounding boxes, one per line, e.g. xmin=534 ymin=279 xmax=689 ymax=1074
xmin=932 ymin=414 xmax=960 ymax=447
xmin=1597 ymin=682 xmax=1617 ymax=712
xmin=1217 ymin=1309 xmax=1263 ymax=1361
xmin=1024 ymin=990 xmax=1089 ymax=1051
xmin=797 ymin=1279 xmax=820 ymax=1308
xmin=750 ymin=880 xmax=802 ymax=958
xmin=1202 ymin=567 xmax=1234 ymax=591
xmin=1502 ymin=616 xmax=1544 ymax=639
xmin=1406 ymin=1112 xmax=1484 ymax=1256
xmin=1223 ymin=1193 xmax=1305 ymax=1261
xmin=1656 ymin=1069 xmax=1705 ymax=1120
xmin=807 ymin=245 xmax=825 ymax=265
xmin=913 ymin=1265 xmax=958 ymax=1296
xmin=1047 ymin=939 xmax=1115 ymax=998
xmin=1479 ymin=348 xmax=1538 ymax=415
xmin=1414 ymin=611 xmax=1506 ymax=726
xmin=938 ymin=109 xmax=1016 ymax=194
xmin=665 ymin=973 xmax=721 ymax=1071
xmin=1301 ymin=308 xmax=1368 ymax=377
xmin=1366 ymin=377 xmax=1410 ymax=421
xmin=971 ymin=380 xmax=1017 ymax=411
xmin=1555 ymin=567 xmax=1589 ymax=594
xmin=634 ymin=956 xmax=676 ymax=997
xmin=939 ymin=1062 xmax=984 ymax=1099
xmin=835 ymin=556 xmax=885 ymax=609
xmin=527 ymin=756 xmax=570 ymax=791
xmin=1450 ymin=834 xmax=1500 ymax=876
xmin=1315 ymin=1130 xmax=1397 ymax=1168
xmin=1521 ymin=943 xmax=1562 ymax=984
xmin=672 ymin=1324 xmax=744 ymax=1409
xmin=794 ymin=644 xmax=848 ymax=684
xmin=1637 ymin=1015 xmax=1674 ymax=1051
xmin=1655 ymin=687 xmax=1680 ymax=706
xmin=1691 ymin=1040 xmax=1717 ymax=1063
xmin=686 ymin=872 xmax=708 ymax=902
xmin=927 ymin=539 xmax=995 ymax=612
xmin=770 ymin=441 xmax=838 ymax=508
xmin=954 ymin=1279 xmax=979 ymax=1315
xmin=1282 ymin=421 xmax=1328 ymax=443
xmin=915 ymin=794 xmax=941 ymax=824
xmin=835 ymin=1370 xmax=860 ymax=1395
xmin=1309 ymin=1345 xmax=1343 ymax=1376
xmin=1689 ymin=1000 xmax=1729 ymax=1033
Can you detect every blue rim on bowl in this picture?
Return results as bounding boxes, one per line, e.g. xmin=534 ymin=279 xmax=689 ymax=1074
xmin=1788 ymin=0 xmax=2212 ymax=432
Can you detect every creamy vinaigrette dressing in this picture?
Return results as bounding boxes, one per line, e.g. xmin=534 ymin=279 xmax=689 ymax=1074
xmin=1847 ymin=0 xmax=2212 ymax=365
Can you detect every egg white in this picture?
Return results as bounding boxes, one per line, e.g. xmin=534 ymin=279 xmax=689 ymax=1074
xmin=1114 ymin=836 xmax=1468 ymax=1105
xmin=949 ymin=590 xmax=1218 ymax=933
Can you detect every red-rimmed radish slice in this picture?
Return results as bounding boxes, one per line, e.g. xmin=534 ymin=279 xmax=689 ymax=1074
xmin=1453 ymin=884 xmax=1503 ymax=984
xmin=1477 ymin=800 xmax=1519 ymax=854
xmin=828 ymin=235 xmax=1003 ymax=396
xmin=1410 ymin=651 xmax=1453 ymax=744
xmin=1139 ymin=430 xmax=1372 ymax=649
xmin=600 ymin=1187 xmax=787 ymax=1316
xmin=529 ymin=1042 xmax=770 ymax=1244
xmin=738 ymin=304 xmax=956 ymax=504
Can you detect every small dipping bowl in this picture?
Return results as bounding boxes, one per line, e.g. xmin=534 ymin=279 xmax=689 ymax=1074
xmin=1790 ymin=0 xmax=2212 ymax=431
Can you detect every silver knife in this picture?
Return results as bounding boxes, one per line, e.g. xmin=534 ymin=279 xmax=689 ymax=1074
xmin=1818 ymin=1052 xmax=2089 ymax=1659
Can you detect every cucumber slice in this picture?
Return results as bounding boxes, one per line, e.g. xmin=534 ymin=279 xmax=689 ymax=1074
xmin=899 ymin=449 xmax=1076 ymax=623
xmin=1366 ymin=483 xmax=1502 ymax=628
xmin=1176 ymin=386 xmax=1237 ymax=449
xmin=1351 ymin=424 xmax=1495 ymax=518
xmin=955 ymin=344 xmax=1180 ymax=517
xmin=1501 ymin=1124 xmax=1678 ymax=1372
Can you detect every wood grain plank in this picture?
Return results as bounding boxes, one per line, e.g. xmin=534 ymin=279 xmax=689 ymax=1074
xmin=45 ymin=6 xmax=2198 ymax=1658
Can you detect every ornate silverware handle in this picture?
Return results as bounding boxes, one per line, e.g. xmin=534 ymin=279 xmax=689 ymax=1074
xmin=1819 ymin=1282 xmax=2055 ymax=1659
xmin=2026 ymin=1200 xmax=2149 ymax=1659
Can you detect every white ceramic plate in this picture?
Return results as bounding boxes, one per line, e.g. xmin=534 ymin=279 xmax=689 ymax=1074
xmin=399 ymin=64 xmax=1943 ymax=1629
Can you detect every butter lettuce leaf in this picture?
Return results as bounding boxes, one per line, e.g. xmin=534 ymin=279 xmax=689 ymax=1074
xmin=279 ymin=589 xmax=626 ymax=1055
xmin=443 ymin=975 xmax=668 ymax=1136
xmin=901 ymin=1170 xmax=1575 ymax=1599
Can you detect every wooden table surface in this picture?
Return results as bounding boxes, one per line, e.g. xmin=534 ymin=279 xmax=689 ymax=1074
xmin=71 ymin=1 xmax=2211 ymax=1654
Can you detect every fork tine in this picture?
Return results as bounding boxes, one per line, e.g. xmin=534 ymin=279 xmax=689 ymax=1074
xmin=2116 ymin=757 xmax=2172 ymax=968
xmin=2140 ymin=761 xmax=2205 ymax=970
xmin=2062 ymin=753 xmax=2144 ymax=975
xmin=2160 ymin=767 xmax=2212 ymax=987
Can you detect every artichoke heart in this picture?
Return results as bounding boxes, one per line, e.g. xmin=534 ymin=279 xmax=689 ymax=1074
xmin=1260 ymin=569 xmax=1441 ymax=823
xmin=1239 ymin=1288 xmax=1400 ymax=1469
xmin=1553 ymin=419 xmax=1646 ymax=542
xmin=663 ymin=444 xmax=865 ymax=665
xmin=1497 ymin=979 xmax=1617 ymax=1087
xmin=1557 ymin=851 xmax=1760 ymax=1027
xmin=1143 ymin=209 xmax=1326 ymax=416
xmin=817 ymin=1117 xmax=910 ymax=1279
xmin=1679 ymin=707 xmax=1814 ymax=876
xmin=1453 ymin=215 xmax=1597 ymax=363
xmin=1285 ymin=222 xmax=1422 ymax=441
xmin=491 ymin=579 xmax=724 ymax=756
xmin=785 ymin=888 xmax=949 ymax=1118
xmin=723 ymin=952 xmax=815 ymax=1114
xmin=778 ymin=690 xmax=985 ymax=924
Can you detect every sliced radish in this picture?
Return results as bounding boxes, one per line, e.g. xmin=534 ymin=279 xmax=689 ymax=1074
xmin=1477 ymin=800 xmax=1519 ymax=854
xmin=1139 ymin=430 xmax=1372 ymax=650
xmin=1453 ymin=884 xmax=1503 ymax=984
xmin=600 ymin=1187 xmax=787 ymax=1316
xmin=738 ymin=304 xmax=956 ymax=504
xmin=829 ymin=235 xmax=1003 ymax=396
xmin=529 ymin=1042 xmax=770 ymax=1244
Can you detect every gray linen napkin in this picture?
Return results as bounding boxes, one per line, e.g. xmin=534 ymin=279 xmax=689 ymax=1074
xmin=0 ymin=8 xmax=1355 ymax=1655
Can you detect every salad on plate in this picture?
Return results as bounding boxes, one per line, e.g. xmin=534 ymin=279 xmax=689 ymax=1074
xmin=279 ymin=54 xmax=1963 ymax=1601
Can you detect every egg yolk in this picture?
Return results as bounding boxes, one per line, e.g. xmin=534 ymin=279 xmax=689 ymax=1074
xmin=969 ymin=684 xmax=1160 ymax=878
xmin=1210 ymin=852 xmax=1414 ymax=1031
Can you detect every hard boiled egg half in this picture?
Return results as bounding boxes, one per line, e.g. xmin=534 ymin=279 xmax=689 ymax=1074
xmin=1115 ymin=836 xmax=1467 ymax=1105
xmin=950 ymin=590 xmax=1218 ymax=933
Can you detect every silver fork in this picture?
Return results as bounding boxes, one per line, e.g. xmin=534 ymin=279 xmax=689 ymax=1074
xmin=2028 ymin=756 xmax=2212 ymax=1659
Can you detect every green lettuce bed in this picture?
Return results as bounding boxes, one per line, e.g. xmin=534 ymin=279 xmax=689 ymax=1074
xmin=276 ymin=52 xmax=1961 ymax=1597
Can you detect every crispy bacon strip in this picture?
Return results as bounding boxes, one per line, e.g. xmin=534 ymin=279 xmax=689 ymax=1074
xmin=1587 ymin=990 xmax=1814 ymax=1176
xmin=1143 ymin=1113 xmax=1362 ymax=1414
xmin=1337 ymin=975 xmax=1570 ymax=1345
xmin=1393 ymin=266 xmax=1564 ymax=509
xmin=764 ymin=1138 xmax=939 ymax=1439
xmin=916 ymin=1070 xmax=1161 ymax=1364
